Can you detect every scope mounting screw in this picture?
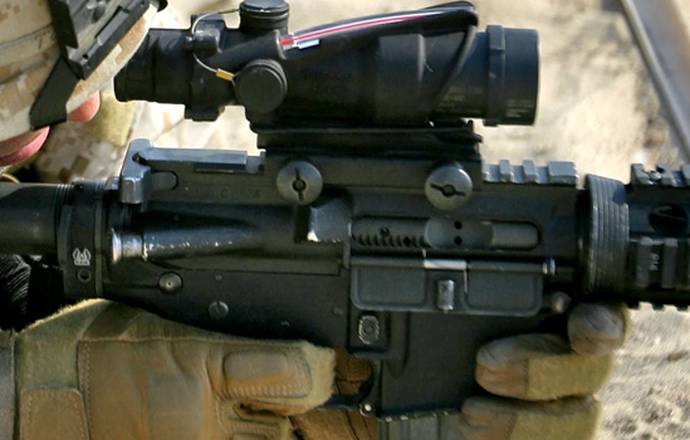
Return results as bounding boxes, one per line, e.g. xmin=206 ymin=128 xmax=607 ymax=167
xmin=159 ymin=273 xmax=183 ymax=294
xmin=209 ymin=301 xmax=230 ymax=320
xmin=277 ymin=161 xmax=323 ymax=205
xmin=425 ymin=163 xmax=473 ymax=210
xmin=358 ymin=315 xmax=381 ymax=345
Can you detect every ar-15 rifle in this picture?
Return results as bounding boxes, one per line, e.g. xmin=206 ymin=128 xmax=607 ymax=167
xmin=2 ymin=0 xmax=690 ymax=434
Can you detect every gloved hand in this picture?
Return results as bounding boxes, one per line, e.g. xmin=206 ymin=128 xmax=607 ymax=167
xmin=12 ymin=300 xmax=335 ymax=440
xmin=292 ymin=303 xmax=629 ymax=440
xmin=459 ymin=303 xmax=630 ymax=440
xmin=292 ymin=350 xmax=377 ymax=439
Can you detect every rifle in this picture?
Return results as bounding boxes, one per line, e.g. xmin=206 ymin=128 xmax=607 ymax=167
xmin=2 ymin=1 xmax=689 ymax=435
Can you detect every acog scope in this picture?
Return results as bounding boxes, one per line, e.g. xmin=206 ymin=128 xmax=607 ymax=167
xmin=115 ymin=1 xmax=539 ymax=128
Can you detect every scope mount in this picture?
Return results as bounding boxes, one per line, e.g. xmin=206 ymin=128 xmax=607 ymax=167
xmin=253 ymin=121 xmax=483 ymax=158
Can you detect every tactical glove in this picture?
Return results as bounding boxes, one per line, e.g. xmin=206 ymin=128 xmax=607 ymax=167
xmin=292 ymin=350 xmax=377 ymax=439
xmin=293 ymin=303 xmax=629 ymax=440
xmin=12 ymin=300 xmax=335 ymax=440
xmin=459 ymin=303 xmax=630 ymax=440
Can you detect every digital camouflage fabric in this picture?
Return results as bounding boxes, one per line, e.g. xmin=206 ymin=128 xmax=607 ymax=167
xmin=0 ymin=0 xmax=157 ymax=142
xmin=33 ymin=2 xmax=251 ymax=183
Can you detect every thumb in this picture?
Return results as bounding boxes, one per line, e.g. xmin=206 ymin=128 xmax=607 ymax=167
xmin=568 ymin=303 xmax=630 ymax=356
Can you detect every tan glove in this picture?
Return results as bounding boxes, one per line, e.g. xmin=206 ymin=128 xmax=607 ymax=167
xmin=460 ymin=303 xmax=630 ymax=440
xmin=292 ymin=303 xmax=629 ymax=440
xmin=14 ymin=300 xmax=335 ymax=440
xmin=292 ymin=350 xmax=377 ymax=440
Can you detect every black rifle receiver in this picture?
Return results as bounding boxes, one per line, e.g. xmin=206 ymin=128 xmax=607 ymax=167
xmin=2 ymin=0 xmax=690 ymax=431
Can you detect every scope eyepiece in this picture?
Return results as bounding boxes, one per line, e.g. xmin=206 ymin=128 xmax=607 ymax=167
xmin=115 ymin=2 xmax=539 ymax=128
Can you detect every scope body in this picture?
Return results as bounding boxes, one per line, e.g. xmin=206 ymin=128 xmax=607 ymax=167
xmin=115 ymin=2 xmax=539 ymax=127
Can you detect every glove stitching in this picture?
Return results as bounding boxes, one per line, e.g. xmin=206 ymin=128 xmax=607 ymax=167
xmin=505 ymin=413 xmax=519 ymax=440
xmin=347 ymin=411 xmax=369 ymax=440
xmin=227 ymin=353 xmax=311 ymax=399
xmin=334 ymin=373 xmax=369 ymax=440
xmin=207 ymin=356 xmax=249 ymax=436
xmin=230 ymin=384 xmax=306 ymax=396
xmin=214 ymin=397 xmax=233 ymax=436
xmin=81 ymin=336 xmax=315 ymax=348
xmin=332 ymin=411 xmax=359 ymax=440
xmin=72 ymin=391 xmax=88 ymax=440
xmin=20 ymin=390 xmax=88 ymax=440
xmin=79 ymin=342 xmax=93 ymax=439
xmin=220 ymin=401 xmax=287 ymax=439
xmin=22 ymin=391 xmax=33 ymax=440
xmin=523 ymin=359 xmax=532 ymax=401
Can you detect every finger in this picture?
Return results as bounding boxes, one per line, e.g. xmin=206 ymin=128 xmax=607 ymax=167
xmin=0 ymin=92 xmax=100 ymax=167
xmin=459 ymin=396 xmax=601 ymax=440
xmin=0 ymin=127 xmax=50 ymax=166
xmin=291 ymin=349 xmax=376 ymax=440
xmin=68 ymin=93 xmax=101 ymax=123
xmin=568 ymin=303 xmax=630 ymax=356
xmin=476 ymin=334 xmax=614 ymax=400
xmin=223 ymin=342 xmax=335 ymax=415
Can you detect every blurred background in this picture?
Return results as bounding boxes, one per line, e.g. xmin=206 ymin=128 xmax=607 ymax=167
xmin=28 ymin=1 xmax=690 ymax=438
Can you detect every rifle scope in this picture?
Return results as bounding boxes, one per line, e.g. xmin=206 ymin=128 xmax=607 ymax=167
xmin=114 ymin=1 xmax=539 ymax=127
